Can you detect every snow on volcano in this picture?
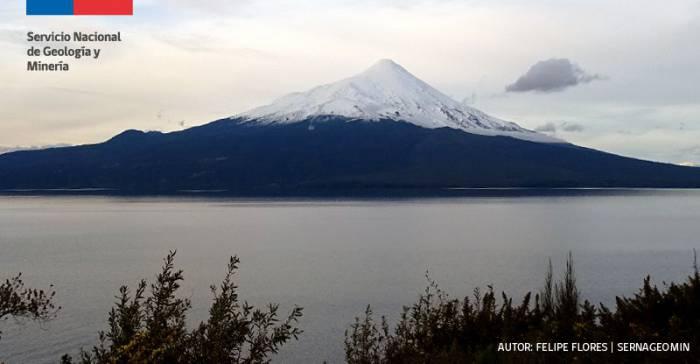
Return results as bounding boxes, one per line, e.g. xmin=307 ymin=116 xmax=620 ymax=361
xmin=237 ymin=59 xmax=563 ymax=143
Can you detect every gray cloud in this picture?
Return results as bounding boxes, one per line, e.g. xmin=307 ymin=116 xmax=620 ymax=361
xmin=535 ymin=122 xmax=557 ymax=133
xmin=506 ymin=58 xmax=604 ymax=93
xmin=669 ymin=145 xmax=700 ymax=167
xmin=535 ymin=121 xmax=585 ymax=134
xmin=680 ymin=145 xmax=700 ymax=158
xmin=561 ymin=122 xmax=585 ymax=132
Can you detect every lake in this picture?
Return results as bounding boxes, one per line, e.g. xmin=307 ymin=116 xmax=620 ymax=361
xmin=1 ymin=190 xmax=699 ymax=363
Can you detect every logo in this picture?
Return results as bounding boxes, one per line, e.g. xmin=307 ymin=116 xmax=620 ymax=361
xmin=27 ymin=0 xmax=133 ymax=15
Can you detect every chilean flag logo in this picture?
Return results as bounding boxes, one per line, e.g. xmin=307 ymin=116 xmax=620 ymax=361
xmin=27 ymin=0 xmax=133 ymax=15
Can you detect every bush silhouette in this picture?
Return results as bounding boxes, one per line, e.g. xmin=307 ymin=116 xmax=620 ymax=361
xmin=61 ymin=251 xmax=302 ymax=364
xmin=7 ymin=249 xmax=698 ymax=363
xmin=0 ymin=273 xmax=58 ymax=342
xmin=345 ymin=252 xmax=700 ymax=363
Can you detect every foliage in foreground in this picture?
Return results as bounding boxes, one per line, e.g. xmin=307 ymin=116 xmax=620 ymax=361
xmin=0 ymin=273 xmax=58 ymax=341
xmin=346 ymin=252 xmax=700 ymax=364
xmin=61 ymin=251 xmax=302 ymax=364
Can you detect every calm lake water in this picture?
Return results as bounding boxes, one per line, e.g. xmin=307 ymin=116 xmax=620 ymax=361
xmin=1 ymin=191 xmax=699 ymax=363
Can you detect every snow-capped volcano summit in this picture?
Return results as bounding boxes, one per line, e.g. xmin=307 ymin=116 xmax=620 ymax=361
xmin=237 ymin=59 xmax=561 ymax=143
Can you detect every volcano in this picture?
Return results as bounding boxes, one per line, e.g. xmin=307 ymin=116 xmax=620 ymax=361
xmin=1 ymin=59 xmax=699 ymax=194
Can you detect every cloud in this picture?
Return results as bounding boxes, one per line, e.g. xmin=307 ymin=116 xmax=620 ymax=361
xmin=561 ymin=122 xmax=585 ymax=132
xmin=677 ymin=145 xmax=700 ymax=166
xmin=535 ymin=121 xmax=585 ymax=134
xmin=681 ymin=145 xmax=700 ymax=154
xmin=535 ymin=122 xmax=557 ymax=133
xmin=0 ymin=144 xmax=71 ymax=155
xmin=506 ymin=58 xmax=604 ymax=93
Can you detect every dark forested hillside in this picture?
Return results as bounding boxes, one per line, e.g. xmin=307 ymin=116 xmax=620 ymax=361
xmin=1 ymin=117 xmax=699 ymax=194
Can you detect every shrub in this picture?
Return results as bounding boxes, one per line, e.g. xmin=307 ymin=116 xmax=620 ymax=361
xmin=346 ymin=252 xmax=700 ymax=363
xmin=61 ymin=251 xmax=302 ymax=364
xmin=0 ymin=273 xmax=59 ymax=341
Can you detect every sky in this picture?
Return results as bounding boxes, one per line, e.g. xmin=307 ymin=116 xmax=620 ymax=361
xmin=1 ymin=0 xmax=699 ymax=165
